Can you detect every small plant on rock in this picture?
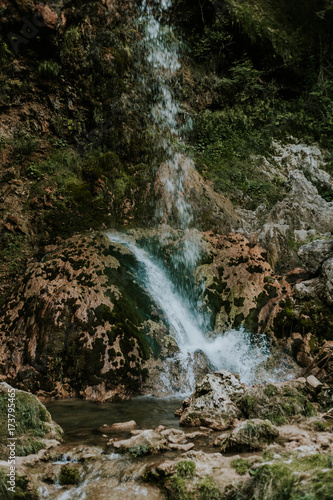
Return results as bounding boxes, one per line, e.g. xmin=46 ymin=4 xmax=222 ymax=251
xmin=231 ymin=458 xmax=251 ymax=475
xmin=59 ymin=466 xmax=80 ymax=485
xmin=129 ymin=444 xmax=149 ymax=457
xmin=175 ymin=460 xmax=196 ymax=479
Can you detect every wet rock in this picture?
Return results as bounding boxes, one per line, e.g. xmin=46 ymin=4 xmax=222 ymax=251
xmin=176 ymin=370 xmax=244 ymax=430
xmin=169 ymin=442 xmax=195 ymax=451
xmin=161 ymin=428 xmax=187 ymax=444
xmin=219 ymin=419 xmax=279 ymax=452
xmin=111 ymin=429 xmax=169 ymax=454
xmin=99 ymin=421 xmax=138 ymax=433
xmin=196 ymin=232 xmax=293 ymax=336
xmin=130 ymin=429 xmax=144 ymax=436
xmin=0 ymin=233 xmax=165 ymax=401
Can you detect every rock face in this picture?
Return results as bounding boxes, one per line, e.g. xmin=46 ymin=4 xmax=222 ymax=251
xmin=176 ymin=371 xmax=330 ymax=431
xmin=298 ymin=239 xmax=333 ymax=274
xmin=238 ymin=143 xmax=333 ymax=271
xmin=196 ymin=232 xmax=293 ymax=335
xmin=0 ymin=233 xmax=173 ymax=401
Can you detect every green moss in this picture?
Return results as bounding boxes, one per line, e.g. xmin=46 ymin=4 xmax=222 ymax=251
xmin=239 ymin=384 xmax=316 ymax=425
xmin=16 ymin=438 xmax=45 ymax=457
xmin=175 ymin=461 xmax=196 ymax=479
xmin=164 ymin=476 xmax=189 ymax=500
xmin=264 ymin=384 xmax=279 ymax=398
xmin=129 ymin=444 xmax=149 ymax=457
xmin=0 ymin=468 xmax=38 ymax=499
xmin=196 ymin=476 xmax=222 ymax=499
xmin=313 ymin=421 xmax=327 ymax=432
xmin=231 ymin=458 xmax=251 ymax=475
xmin=38 ymin=60 xmax=61 ymax=79
xmin=59 ymin=466 xmax=80 ymax=486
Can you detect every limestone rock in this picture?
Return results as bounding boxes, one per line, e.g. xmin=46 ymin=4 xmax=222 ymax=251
xmin=111 ymin=429 xmax=169 ymax=453
xmin=0 ymin=233 xmax=167 ymax=401
xmin=298 ymin=239 xmax=333 ymax=274
xmin=99 ymin=421 xmax=138 ymax=433
xmin=169 ymin=442 xmax=195 ymax=451
xmin=0 ymin=383 xmax=62 ymax=459
xmin=219 ymin=419 xmax=279 ymax=452
xmin=196 ymin=232 xmax=293 ymax=335
xmin=176 ymin=370 xmax=245 ymax=430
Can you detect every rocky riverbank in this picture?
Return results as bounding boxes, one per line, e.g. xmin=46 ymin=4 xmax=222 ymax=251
xmin=1 ymin=371 xmax=332 ymax=499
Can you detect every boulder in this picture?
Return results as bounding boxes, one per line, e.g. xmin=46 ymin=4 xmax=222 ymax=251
xmin=175 ymin=370 xmax=245 ymax=431
xmin=219 ymin=419 xmax=279 ymax=452
xmin=0 ymin=383 xmax=62 ymax=459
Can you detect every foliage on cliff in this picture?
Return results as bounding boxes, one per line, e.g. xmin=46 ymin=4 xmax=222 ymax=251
xmin=172 ymin=0 xmax=333 ymax=207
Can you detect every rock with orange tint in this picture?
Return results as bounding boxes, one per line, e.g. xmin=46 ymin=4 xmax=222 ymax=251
xmin=0 ymin=233 xmax=167 ymax=401
xmin=196 ymin=232 xmax=293 ymax=335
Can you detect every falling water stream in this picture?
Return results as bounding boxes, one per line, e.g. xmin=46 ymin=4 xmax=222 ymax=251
xmin=106 ymin=0 xmax=286 ymax=389
xmin=104 ymin=0 xmax=292 ymax=391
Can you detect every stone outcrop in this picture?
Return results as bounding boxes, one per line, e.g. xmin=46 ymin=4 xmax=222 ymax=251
xmin=196 ymin=231 xmax=293 ymax=335
xmin=238 ymin=143 xmax=333 ymax=271
xmin=298 ymin=239 xmax=333 ymax=274
xmin=176 ymin=371 xmax=331 ymax=431
xmin=175 ymin=370 xmax=245 ymax=430
xmin=0 ymin=233 xmax=174 ymax=401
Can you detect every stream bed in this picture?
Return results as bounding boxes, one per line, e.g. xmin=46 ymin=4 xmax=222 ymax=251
xmin=46 ymin=397 xmax=184 ymax=445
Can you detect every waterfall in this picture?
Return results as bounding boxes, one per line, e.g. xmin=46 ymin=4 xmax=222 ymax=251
xmin=107 ymin=232 xmax=285 ymax=388
xmin=105 ymin=2 xmax=292 ymax=392
xmin=140 ymin=0 xmax=199 ymax=267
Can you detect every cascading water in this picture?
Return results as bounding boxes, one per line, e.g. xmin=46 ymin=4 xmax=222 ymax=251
xmin=140 ymin=0 xmax=197 ymax=242
xmin=106 ymin=1 xmax=291 ymax=391
xmin=107 ymin=232 xmax=286 ymax=388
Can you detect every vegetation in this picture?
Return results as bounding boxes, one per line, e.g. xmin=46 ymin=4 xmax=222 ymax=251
xmin=175 ymin=461 xmax=196 ymax=479
xmin=59 ymin=466 xmax=80 ymax=485
xmin=129 ymin=444 xmax=149 ymax=457
xmin=239 ymin=385 xmax=316 ymax=426
xmin=0 ymin=468 xmax=38 ymax=499
xmin=231 ymin=458 xmax=251 ymax=475
xmin=172 ymin=0 xmax=333 ymax=209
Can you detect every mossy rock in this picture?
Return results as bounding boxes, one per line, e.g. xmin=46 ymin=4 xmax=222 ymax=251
xmin=220 ymin=419 xmax=279 ymax=452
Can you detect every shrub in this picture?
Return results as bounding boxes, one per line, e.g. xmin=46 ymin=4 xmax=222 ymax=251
xmin=38 ymin=60 xmax=61 ymax=79
xmin=231 ymin=458 xmax=251 ymax=475
xmin=59 ymin=466 xmax=80 ymax=485
xmin=196 ymin=476 xmax=222 ymax=499
xmin=175 ymin=460 xmax=196 ymax=479
xmin=129 ymin=444 xmax=149 ymax=457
